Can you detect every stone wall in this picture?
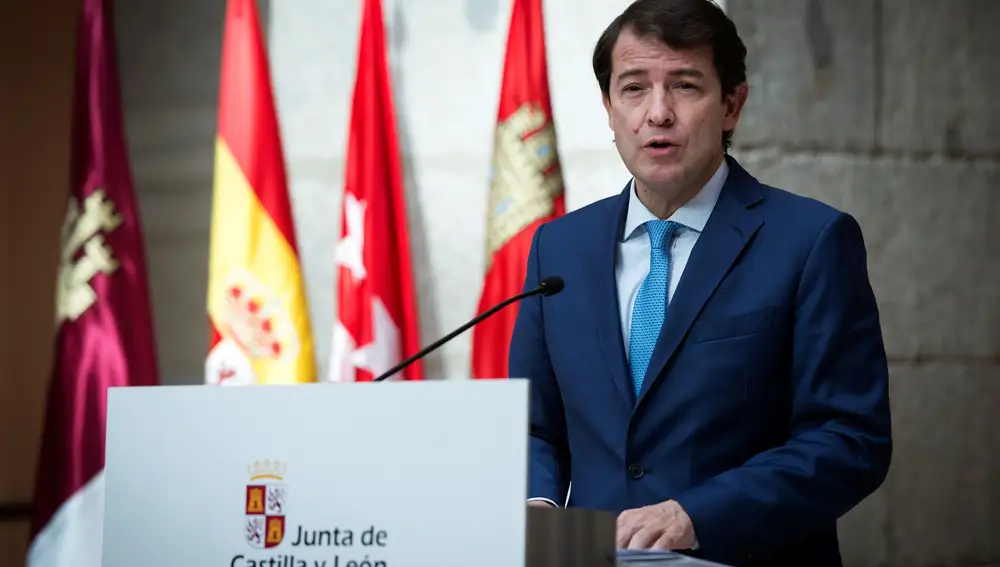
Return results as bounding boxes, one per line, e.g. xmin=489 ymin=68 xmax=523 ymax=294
xmin=727 ymin=1 xmax=1000 ymax=566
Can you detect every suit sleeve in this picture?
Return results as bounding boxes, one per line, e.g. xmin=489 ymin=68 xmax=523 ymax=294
xmin=673 ymin=211 xmax=892 ymax=559
xmin=508 ymin=223 xmax=571 ymax=505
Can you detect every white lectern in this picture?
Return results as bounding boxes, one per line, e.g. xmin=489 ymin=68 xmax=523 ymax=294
xmin=101 ymin=380 xmax=619 ymax=567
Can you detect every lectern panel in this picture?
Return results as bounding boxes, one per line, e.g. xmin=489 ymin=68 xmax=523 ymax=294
xmin=102 ymin=381 xmax=529 ymax=567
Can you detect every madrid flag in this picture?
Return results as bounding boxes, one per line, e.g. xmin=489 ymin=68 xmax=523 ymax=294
xmin=328 ymin=0 xmax=423 ymax=382
xmin=28 ymin=0 xmax=159 ymax=565
xmin=205 ymin=0 xmax=317 ymax=385
xmin=471 ymin=0 xmax=565 ymax=379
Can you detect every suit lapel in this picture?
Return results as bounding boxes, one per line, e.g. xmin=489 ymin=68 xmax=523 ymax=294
xmin=586 ymin=182 xmax=634 ymax=409
xmin=636 ymin=158 xmax=765 ymax=406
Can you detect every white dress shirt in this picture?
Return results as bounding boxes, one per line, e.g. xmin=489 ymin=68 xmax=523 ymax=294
xmin=528 ymin=161 xmax=729 ymax=543
xmin=617 ymin=160 xmax=728 ymax=353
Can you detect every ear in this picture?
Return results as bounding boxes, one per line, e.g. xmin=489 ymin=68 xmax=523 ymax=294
xmin=722 ymin=82 xmax=749 ymax=132
xmin=602 ymin=92 xmax=614 ymax=130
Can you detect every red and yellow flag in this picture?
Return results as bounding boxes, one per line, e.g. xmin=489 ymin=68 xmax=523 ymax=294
xmin=205 ymin=0 xmax=316 ymax=385
xmin=471 ymin=0 xmax=565 ymax=379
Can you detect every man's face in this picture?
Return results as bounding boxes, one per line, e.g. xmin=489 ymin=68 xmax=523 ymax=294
xmin=603 ymin=28 xmax=747 ymax=196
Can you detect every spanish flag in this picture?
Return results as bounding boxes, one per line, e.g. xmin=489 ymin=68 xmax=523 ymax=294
xmin=204 ymin=0 xmax=316 ymax=385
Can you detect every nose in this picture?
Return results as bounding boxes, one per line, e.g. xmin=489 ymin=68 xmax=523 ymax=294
xmin=646 ymin=87 xmax=674 ymax=127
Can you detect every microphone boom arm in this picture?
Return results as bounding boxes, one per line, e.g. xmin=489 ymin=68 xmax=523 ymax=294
xmin=373 ymin=280 xmax=557 ymax=382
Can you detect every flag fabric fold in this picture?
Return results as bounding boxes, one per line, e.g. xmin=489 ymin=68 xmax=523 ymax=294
xmin=471 ymin=0 xmax=565 ymax=379
xmin=28 ymin=0 xmax=159 ymax=565
xmin=328 ymin=0 xmax=423 ymax=382
xmin=205 ymin=0 xmax=317 ymax=386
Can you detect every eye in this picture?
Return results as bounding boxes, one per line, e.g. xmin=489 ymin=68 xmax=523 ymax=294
xmin=623 ymin=84 xmax=643 ymax=93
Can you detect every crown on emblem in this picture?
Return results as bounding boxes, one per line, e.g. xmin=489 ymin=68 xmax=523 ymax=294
xmin=247 ymin=459 xmax=287 ymax=481
xmin=214 ymin=269 xmax=300 ymax=361
xmin=222 ymin=284 xmax=284 ymax=358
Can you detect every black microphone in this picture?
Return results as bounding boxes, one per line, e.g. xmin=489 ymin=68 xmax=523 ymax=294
xmin=373 ymin=276 xmax=565 ymax=382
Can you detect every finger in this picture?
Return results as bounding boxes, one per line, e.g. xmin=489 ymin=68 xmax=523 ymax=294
xmin=626 ymin=525 xmax=662 ymax=550
xmin=615 ymin=515 xmax=639 ymax=549
xmin=650 ymin=531 xmax=678 ymax=550
xmin=616 ymin=522 xmax=638 ymax=549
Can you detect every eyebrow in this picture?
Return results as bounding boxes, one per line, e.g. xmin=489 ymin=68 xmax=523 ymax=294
xmin=615 ymin=67 xmax=706 ymax=84
xmin=615 ymin=68 xmax=648 ymax=83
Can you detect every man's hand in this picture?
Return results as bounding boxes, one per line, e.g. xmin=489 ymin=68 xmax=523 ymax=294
xmin=527 ymin=500 xmax=556 ymax=508
xmin=616 ymin=500 xmax=696 ymax=550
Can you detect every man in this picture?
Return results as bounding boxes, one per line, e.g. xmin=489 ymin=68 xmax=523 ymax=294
xmin=509 ymin=1 xmax=892 ymax=566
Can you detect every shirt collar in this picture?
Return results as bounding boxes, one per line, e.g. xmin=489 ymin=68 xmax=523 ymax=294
xmin=622 ymin=158 xmax=729 ymax=242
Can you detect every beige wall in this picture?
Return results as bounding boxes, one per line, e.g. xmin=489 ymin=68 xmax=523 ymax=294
xmin=0 ymin=0 xmax=79 ymax=564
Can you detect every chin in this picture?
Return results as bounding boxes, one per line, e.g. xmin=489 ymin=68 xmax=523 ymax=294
xmin=637 ymin=166 xmax=686 ymax=190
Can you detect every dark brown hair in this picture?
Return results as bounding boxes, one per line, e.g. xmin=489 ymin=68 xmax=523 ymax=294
xmin=592 ymin=0 xmax=747 ymax=148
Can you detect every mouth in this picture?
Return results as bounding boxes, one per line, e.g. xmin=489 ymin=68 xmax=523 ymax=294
xmin=643 ymin=138 xmax=679 ymax=153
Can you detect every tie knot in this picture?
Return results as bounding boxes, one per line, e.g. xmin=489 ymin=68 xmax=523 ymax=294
xmin=645 ymin=220 xmax=679 ymax=250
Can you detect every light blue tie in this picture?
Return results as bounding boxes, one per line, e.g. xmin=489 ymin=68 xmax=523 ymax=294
xmin=629 ymin=220 xmax=679 ymax=396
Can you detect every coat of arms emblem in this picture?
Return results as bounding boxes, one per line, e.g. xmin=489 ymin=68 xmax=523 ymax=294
xmin=245 ymin=460 xmax=287 ymax=548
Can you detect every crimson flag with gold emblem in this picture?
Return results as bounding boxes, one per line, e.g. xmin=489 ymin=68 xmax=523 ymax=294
xmin=28 ymin=0 xmax=159 ymax=565
xmin=471 ymin=0 xmax=565 ymax=379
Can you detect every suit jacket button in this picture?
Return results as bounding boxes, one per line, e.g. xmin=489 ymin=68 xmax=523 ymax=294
xmin=628 ymin=463 xmax=644 ymax=479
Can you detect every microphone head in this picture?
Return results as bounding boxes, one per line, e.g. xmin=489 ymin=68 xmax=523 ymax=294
xmin=538 ymin=276 xmax=564 ymax=296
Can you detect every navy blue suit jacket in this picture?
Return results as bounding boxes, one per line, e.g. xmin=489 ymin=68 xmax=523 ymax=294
xmin=509 ymin=156 xmax=892 ymax=567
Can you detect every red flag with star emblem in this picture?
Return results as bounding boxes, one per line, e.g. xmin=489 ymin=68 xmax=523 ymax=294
xmin=328 ymin=0 xmax=423 ymax=382
xmin=471 ymin=0 xmax=565 ymax=379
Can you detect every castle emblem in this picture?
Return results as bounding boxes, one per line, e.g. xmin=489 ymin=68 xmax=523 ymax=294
xmin=485 ymin=103 xmax=564 ymax=265
xmin=55 ymin=189 xmax=123 ymax=323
